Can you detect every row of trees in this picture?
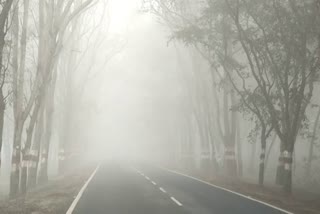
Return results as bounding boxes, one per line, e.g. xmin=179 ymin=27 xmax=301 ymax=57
xmin=0 ymin=0 xmax=112 ymax=198
xmin=145 ymin=0 xmax=320 ymax=194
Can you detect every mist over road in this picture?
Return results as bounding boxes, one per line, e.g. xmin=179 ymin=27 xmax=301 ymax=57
xmin=71 ymin=163 xmax=288 ymax=214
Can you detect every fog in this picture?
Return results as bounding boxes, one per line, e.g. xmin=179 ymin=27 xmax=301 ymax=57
xmin=76 ymin=1 xmax=183 ymax=161
xmin=0 ymin=1 xmax=319 ymax=213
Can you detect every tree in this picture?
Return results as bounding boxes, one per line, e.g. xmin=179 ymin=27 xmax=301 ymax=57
xmin=146 ymin=0 xmax=240 ymax=177
xmin=56 ymin=0 xmax=124 ymax=173
xmin=306 ymin=104 xmax=320 ymax=177
xmin=147 ymin=0 xmax=320 ymax=193
xmin=10 ymin=0 xmax=97 ymax=197
xmin=223 ymin=0 xmax=320 ymax=193
xmin=0 ymin=0 xmax=14 ymax=169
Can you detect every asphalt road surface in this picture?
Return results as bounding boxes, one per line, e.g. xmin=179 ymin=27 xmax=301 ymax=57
xmin=71 ymin=163 xmax=289 ymax=214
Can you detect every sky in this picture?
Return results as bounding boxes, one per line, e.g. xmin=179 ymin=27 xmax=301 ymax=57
xmin=109 ymin=0 xmax=142 ymax=34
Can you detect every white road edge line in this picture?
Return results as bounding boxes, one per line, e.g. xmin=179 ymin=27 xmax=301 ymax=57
xmin=145 ymin=176 xmax=150 ymax=180
xmin=160 ymin=167 xmax=293 ymax=214
xmin=151 ymin=181 xmax=157 ymax=185
xmin=170 ymin=196 xmax=183 ymax=206
xmin=66 ymin=165 xmax=100 ymax=214
xmin=159 ymin=187 xmax=166 ymax=193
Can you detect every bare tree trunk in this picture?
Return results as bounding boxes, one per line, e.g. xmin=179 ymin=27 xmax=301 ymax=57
xmin=10 ymin=3 xmax=21 ymax=197
xmin=19 ymin=0 xmax=31 ymax=194
xmin=59 ymin=106 xmax=70 ymax=174
xmin=21 ymin=101 xmax=41 ymax=194
xmin=0 ymin=0 xmax=14 ymax=169
xmin=38 ymin=72 xmax=56 ymax=184
xmin=306 ymin=106 xmax=320 ymax=177
xmin=236 ymin=112 xmax=242 ymax=177
xmin=265 ymin=133 xmax=277 ymax=168
xmin=249 ymin=135 xmax=257 ymax=172
xmin=283 ymin=137 xmax=295 ymax=194
xmin=58 ymin=51 xmax=75 ymax=174
xmin=276 ymin=143 xmax=285 ymax=186
xmin=0 ymin=91 xmax=5 ymax=168
xmin=223 ymin=89 xmax=237 ymax=176
xmin=10 ymin=121 xmax=23 ymax=197
xmin=258 ymin=127 xmax=266 ymax=186
xmin=28 ymin=105 xmax=45 ymax=189
xmin=38 ymin=141 xmax=49 ymax=184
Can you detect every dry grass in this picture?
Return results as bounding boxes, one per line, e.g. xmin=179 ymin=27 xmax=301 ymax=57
xmin=0 ymin=164 xmax=95 ymax=214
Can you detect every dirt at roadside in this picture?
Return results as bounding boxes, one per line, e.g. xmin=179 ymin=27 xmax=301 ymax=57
xmin=0 ymin=164 xmax=96 ymax=214
xmin=208 ymin=177 xmax=320 ymax=214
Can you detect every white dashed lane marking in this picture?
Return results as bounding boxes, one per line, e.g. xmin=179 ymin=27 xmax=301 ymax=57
xmin=170 ymin=196 xmax=183 ymax=206
xmin=134 ymin=168 xmax=183 ymax=207
xmin=159 ymin=187 xmax=166 ymax=193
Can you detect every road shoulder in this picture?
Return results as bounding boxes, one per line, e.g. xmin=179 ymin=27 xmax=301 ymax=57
xmin=0 ymin=164 xmax=96 ymax=214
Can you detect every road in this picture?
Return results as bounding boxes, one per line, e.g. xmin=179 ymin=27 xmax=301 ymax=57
xmin=71 ymin=163 xmax=289 ymax=214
